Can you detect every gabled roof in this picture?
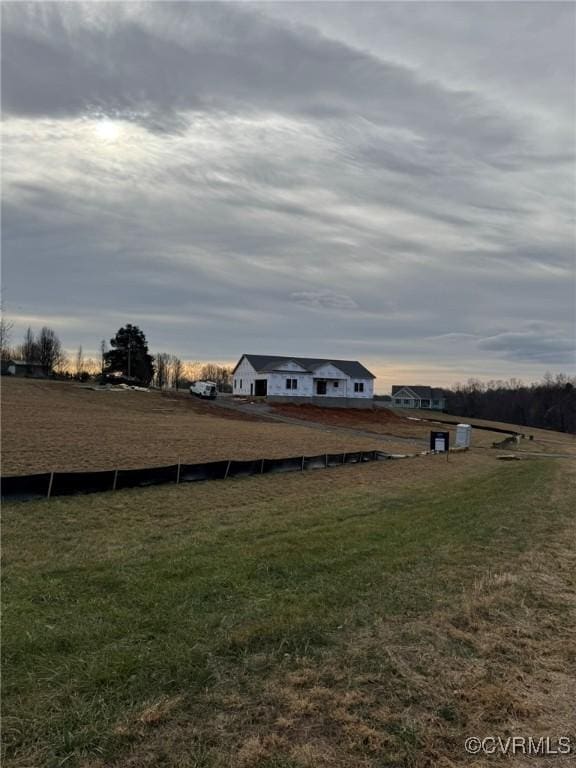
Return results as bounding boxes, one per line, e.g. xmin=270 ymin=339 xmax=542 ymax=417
xmin=235 ymin=354 xmax=375 ymax=379
xmin=391 ymin=385 xmax=446 ymax=399
xmin=7 ymin=359 xmax=44 ymax=368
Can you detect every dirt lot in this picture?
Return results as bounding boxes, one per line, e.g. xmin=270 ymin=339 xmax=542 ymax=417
xmin=3 ymin=379 xmax=573 ymax=475
xmin=270 ymin=402 xmax=576 ymax=455
xmin=1 ymin=379 xmax=405 ymax=475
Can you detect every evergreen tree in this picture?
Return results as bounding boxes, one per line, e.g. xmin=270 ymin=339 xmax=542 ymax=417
xmin=104 ymin=324 xmax=155 ymax=385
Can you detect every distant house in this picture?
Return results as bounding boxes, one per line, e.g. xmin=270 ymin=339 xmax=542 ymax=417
xmin=1 ymin=359 xmax=46 ymax=378
xmin=232 ymin=354 xmax=375 ymax=407
xmin=391 ymin=385 xmax=447 ymax=410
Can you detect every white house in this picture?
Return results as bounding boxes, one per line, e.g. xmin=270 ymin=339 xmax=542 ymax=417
xmin=232 ymin=355 xmax=376 ymax=407
xmin=390 ymin=385 xmax=447 ymax=410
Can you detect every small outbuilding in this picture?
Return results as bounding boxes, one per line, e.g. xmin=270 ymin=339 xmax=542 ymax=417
xmin=1 ymin=360 xmax=46 ymax=378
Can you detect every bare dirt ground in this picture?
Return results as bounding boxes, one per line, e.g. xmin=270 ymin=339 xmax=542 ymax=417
xmin=269 ymin=402 xmax=576 ymax=456
xmin=394 ymin=407 xmax=576 ymax=454
xmin=1 ymin=379 xmax=409 ymax=475
xmin=2 ymin=380 xmax=573 ymax=475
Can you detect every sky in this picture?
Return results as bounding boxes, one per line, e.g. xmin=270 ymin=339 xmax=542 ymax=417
xmin=2 ymin=1 xmax=575 ymax=391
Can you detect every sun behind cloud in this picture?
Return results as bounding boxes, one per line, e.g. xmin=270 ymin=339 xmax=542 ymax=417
xmin=94 ymin=119 xmax=120 ymax=142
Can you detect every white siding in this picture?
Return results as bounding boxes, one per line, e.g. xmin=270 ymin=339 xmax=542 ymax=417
xmin=232 ymin=357 xmax=258 ymax=396
xmin=268 ymin=360 xmax=308 ymax=373
xmin=313 ymin=363 xmax=348 ymax=379
xmin=232 ymin=356 xmax=375 ymax=400
xmin=349 ymin=378 xmax=374 ymax=398
xmin=267 ymin=372 xmax=313 ymax=397
xmin=323 ymin=379 xmax=348 ymax=397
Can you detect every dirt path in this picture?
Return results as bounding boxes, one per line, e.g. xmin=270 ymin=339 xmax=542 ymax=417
xmin=209 ymin=397 xmax=427 ymax=448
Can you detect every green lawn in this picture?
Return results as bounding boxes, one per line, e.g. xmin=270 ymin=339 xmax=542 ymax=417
xmin=2 ymin=457 xmax=574 ymax=767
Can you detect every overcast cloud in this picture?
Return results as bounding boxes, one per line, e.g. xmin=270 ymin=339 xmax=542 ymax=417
xmin=2 ymin=1 xmax=574 ymax=389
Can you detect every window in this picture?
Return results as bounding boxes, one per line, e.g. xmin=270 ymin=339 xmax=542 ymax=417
xmin=286 ymin=378 xmax=298 ymax=390
xmin=234 ymin=379 xmax=237 ymax=388
xmin=240 ymin=379 xmax=242 ymax=388
xmin=354 ymin=382 xmax=365 ymax=393
xmin=333 ymin=381 xmax=339 ymax=388
xmin=403 ymin=399 xmax=410 ymax=406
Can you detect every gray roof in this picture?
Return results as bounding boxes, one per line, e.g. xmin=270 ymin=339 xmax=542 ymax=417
xmin=7 ymin=359 xmax=44 ymax=367
xmin=235 ymin=354 xmax=375 ymax=379
xmin=391 ymin=385 xmax=446 ymax=399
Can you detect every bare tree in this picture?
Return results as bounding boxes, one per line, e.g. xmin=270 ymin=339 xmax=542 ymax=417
xmin=169 ymin=355 xmax=183 ymax=390
xmin=446 ymin=373 xmax=576 ymax=433
xmin=20 ymin=327 xmax=39 ymax=363
xmin=183 ymin=360 xmax=202 ymax=382
xmin=37 ymin=326 xmax=64 ymax=374
xmin=0 ymin=312 xmax=14 ymax=360
xmin=200 ymin=363 xmax=223 ymax=383
xmin=100 ymin=339 xmax=107 ymax=375
xmin=200 ymin=363 xmax=233 ymax=391
xmin=83 ymin=357 xmax=100 ymax=376
xmin=53 ymin=350 xmax=69 ymax=376
xmin=154 ymin=352 xmax=170 ymax=389
xmin=75 ymin=345 xmax=84 ymax=378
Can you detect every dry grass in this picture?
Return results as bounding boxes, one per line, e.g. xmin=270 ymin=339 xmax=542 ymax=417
xmin=3 ymin=379 xmax=575 ymax=767
xmin=3 ymin=451 xmax=575 ymax=768
xmin=92 ymin=461 xmax=576 ymax=768
xmin=278 ymin=402 xmax=576 ymax=456
xmin=4 ymin=379 xmax=569 ymax=477
xmin=396 ymin=408 xmax=576 ymax=455
xmin=1 ymin=379 xmax=400 ymax=474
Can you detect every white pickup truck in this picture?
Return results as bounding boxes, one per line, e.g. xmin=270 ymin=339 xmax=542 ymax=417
xmin=189 ymin=380 xmax=217 ymax=400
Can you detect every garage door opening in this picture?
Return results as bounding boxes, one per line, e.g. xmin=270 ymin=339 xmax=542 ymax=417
xmin=254 ymin=379 xmax=267 ymax=396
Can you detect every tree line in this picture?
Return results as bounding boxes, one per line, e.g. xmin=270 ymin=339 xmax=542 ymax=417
xmin=3 ymin=318 xmax=573 ymax=429
xmin=446 ymin=374 xmax=576 ymax=433
xmin=0 ymin=321 xmax=233 ymax=391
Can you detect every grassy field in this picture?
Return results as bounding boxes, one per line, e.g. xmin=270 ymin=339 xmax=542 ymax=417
xmin=3 ymin=450 xmax=575 ymax=768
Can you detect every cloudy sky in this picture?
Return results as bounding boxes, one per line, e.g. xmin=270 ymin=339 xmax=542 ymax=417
xmin=2 ymin=1 xmax=574 ymax=389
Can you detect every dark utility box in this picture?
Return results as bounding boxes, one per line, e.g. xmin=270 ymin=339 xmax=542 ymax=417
xmin=430 ymin=431 xmax=450 ymax=452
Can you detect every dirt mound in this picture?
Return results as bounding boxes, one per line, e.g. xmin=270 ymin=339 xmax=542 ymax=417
xmin=270 ymin=403 xmax=406 ymax=428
